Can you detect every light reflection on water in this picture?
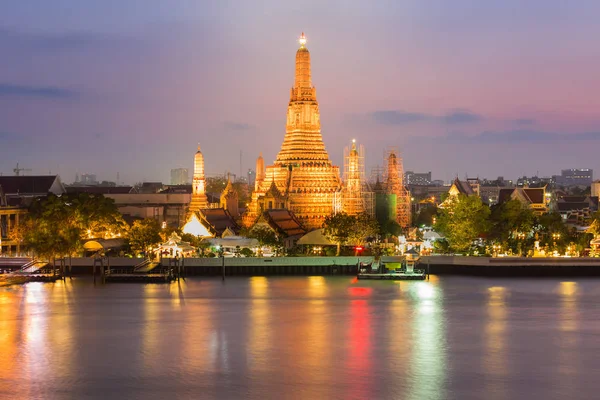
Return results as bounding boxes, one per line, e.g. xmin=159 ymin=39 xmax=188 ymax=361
xmin=1 ymin=276 xmax=600 ymax=400
xmin=408 ymin=281 xmax=446 ymax=400
xmin=485 ymin=286 xmax=508 ymax=399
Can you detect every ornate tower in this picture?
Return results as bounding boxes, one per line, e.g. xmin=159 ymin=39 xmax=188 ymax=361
xmin=342 ymin=139 xmax=374 ymax=217
xmin=243 ymin=33 xmax=342 ymax=230
xmin=220 ymin=175 xmax=239 ymax=217
xmin=244 ymin=33 xmax=341 ymax=229
xmin=189 ymin=145 xmax=208 ymax=213
xmin=255 ymin=152 xmax=265 ymax=192
xmin=384 ymin=148 xmax=411 ymax=228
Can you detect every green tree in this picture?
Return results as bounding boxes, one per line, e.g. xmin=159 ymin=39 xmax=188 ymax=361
xmin=489 ymin=199 xmax=535 ymax=254
xmin=414 ymin=205 xmax=438 ymax=227
xmin=24 ymin=193 xmax=125 ymax=259
xmin=434 ymin=194 xmax=491 ymax=253
xmin=240 ymin=247 xmax=254 ymax=257
xmin=347 ymin=213 xmax=379 ymax=247
xmin=534 ymin=212 xmax=568 ymax=249
xmin=379 ymin=219 xmax=403 ymax=238
xmin=322 ymin=212 xmax=355 ymax=256
xmin=128 ymin=218 xmax=162 ymax=256
xmin=246 ymin=225 xmax=282 ymax=256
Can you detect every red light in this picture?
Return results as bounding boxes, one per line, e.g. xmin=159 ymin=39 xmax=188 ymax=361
xmin=355 ymin=246 xmax=363 ymax=251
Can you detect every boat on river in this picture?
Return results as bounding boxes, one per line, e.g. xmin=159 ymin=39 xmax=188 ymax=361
xmin=357 ymin=250 xmax=427 ymax=281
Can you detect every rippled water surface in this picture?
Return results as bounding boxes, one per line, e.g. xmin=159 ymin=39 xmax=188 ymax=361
xmin=1 ymin=276 xmax=600 ymax=399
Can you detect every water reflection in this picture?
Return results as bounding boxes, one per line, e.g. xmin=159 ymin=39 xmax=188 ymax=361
xmin=344 ymin=298 xmax=372 ymax=400
xmin=388 ymin=297 xmax=410 ymax=385
xmin=558 ymin=282 xmax=579 ymax=380
xmin=142 ymin=285 xmax=161 ymax=369
xmin=408 ymin=281 xmax=446 ymax=400
xmin=0 ymin=289 xmax=21 ymax=391
xmin=248 ymin=277 xmax=271 ymax=372
xmin=485 ymin=286 xmax=508 ymax=399
xmin=307 ymin=276 xmax=327 ymax=298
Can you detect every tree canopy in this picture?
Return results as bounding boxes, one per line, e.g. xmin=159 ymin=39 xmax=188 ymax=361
xmin=246 ymin=225 xmax=281 ymax=247
xmin=434 ymin=194 xmax=490 ymax=253
xmin=322 ymin=212 xmax=378 ymax=255
xmin=128 ymin=218 xmax=162 ymax=255
xmin=24 ymin=193 xmax=126 ymax=259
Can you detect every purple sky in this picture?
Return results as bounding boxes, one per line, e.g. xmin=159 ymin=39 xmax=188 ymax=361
xmin=1 ymin=0 xmax=599 ymax=184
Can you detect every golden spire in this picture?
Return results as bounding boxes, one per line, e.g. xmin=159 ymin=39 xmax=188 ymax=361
xmin=299 ymin=32 xmax=307 ymax=48
xmin=294 ymin=32 xmax=311 ymax=89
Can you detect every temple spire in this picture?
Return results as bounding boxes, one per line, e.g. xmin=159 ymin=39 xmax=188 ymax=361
xmin=299 ymin=32 xmax=307 ymax=48
xmin=294 ymin=32 xmax=311 ymax=89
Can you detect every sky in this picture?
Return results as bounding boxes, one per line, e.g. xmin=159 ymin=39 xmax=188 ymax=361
xmin=1 ymin=0 xmax=599 ymax=184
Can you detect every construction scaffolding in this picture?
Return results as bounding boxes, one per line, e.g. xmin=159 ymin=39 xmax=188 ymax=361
xmin=340 ymin=140 xmax=374 ymax=217
xmin=383 ymin=147 xmax=411 ymax=228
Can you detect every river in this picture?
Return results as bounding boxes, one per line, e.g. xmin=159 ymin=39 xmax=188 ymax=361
xmin=1 ymin=276 xmax=599 ymax=399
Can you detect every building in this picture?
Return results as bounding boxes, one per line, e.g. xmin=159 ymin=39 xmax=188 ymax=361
xmin=340 ymin=139 xmax=374 ymax=217
xmin=516 ymin=176 xmax=553 ymax=188
xmin=77 ymin=173 xmax=98 ymax=185
xmin=438 ymin=178 xmax=477 ymax=209
xmin=66 ymin=186 xmax=134 ymax=195
xmin=554 ymin=169 xmax=593 ymax=187
xmin=383 ymin=149 xmax=411 ymax=228
xmin=244 ymin=33 xmax=342 ymax=229
xmin=170 ymin=168 xmax=189 ymax=185
xmin=189 ymin=145 xmax=209 ymax=213
xmin=220 ymin=176 xmax=239 ymax=217
xmin=556 ymin=195 xmax=599 ymax=230
xmin=105 ymin=193 xmax=191 ymax=228
xmin=253 ymin=209 xmax=307 ymax=249
xmin=0 ymin=175 xmax=66 ymax=255
xmin=247 ymin=168 xmax=256 ymax=189
xmin=137 ymin=182 xmax=164 ymax=194
xmin=592 ymin=180 xmax=600 ymax=197
xmin=498 ymin=187 xmax=550 ymax=215
xmin=405 ymin=171 xmax=432 ymax=186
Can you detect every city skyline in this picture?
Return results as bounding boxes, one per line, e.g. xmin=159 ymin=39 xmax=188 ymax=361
xmin=1 ymin=1 xmax=599 ymax=184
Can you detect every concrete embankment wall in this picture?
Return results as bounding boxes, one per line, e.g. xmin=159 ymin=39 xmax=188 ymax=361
xmin=58 ymin=256 xmax=374 ymax=276
xmin=61 ymin=258 xmax=140 ymax=274
xmin=181 ymin=256 xmax=374 ymax=276
xmin=13 ymin=256 xmax=600 ymax=277
xmin=421 ymin=256 xmax=600 ymax=277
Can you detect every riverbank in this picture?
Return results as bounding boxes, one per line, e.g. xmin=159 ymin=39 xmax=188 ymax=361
xmin=3 ymin=256 xmax=600 ymax=278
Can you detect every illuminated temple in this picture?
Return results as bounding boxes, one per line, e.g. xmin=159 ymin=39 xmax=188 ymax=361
xmin=243 ymin=33 xmax=342 ymax=230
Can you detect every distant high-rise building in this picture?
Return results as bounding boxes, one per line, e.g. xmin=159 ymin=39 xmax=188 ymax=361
xmin=517 ymin=175 xmax=552 ymax=188
xmin=554 ymin=169 xmax=593 ymax=187
xmin=79 ymin=174 xmax=98 ymax=185
xmin=591 ymin=180 xmax=600 ymax=197
xmin=405 ymin=171 xmax=432 ymax=186
xmin=170 ymin=168 xmax=189 ymax=185
xmin=247 ymin=168 xmax=256 ymax=190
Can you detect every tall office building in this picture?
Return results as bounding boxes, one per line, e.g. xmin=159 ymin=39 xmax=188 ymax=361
xmin=170 ymin=168 xmax=189 ymax=185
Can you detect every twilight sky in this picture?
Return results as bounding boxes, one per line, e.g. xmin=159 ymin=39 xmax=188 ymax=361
xmin=1 ymin=0 xmax=599 ymax=184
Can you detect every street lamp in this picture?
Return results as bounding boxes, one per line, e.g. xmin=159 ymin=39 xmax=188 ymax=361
xmin=516 ymin=232 xmax=526 ymax=256
xmin=552 ymin=233 xmax=561 ymax=256
xmin=492 ymin=244 xmax=501 ymax=257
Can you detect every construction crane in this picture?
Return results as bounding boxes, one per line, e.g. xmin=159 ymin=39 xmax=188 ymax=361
xmin=13 ymin=163 xmax=32 ymax=176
